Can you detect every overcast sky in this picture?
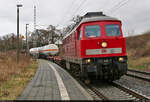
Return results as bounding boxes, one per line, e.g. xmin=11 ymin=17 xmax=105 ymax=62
xmin=0 ymin=0 xmax=150 ymax=37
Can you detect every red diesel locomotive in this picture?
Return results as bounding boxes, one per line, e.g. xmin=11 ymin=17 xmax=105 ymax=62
xmin=62 ymin=12 xmax=127 ymax=81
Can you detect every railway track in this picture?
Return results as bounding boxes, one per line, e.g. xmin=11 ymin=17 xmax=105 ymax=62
xmin=112 ymin=82 xmax=150 ymax=100
xmin=126 ymin=69 xmax=150 ymax=82
xmin=86 ymin=82 xmax=150 ymax=100
xmin=86 ymin=81 xmax=150 ymax=100
xmin=68 ymin=72 xmax=150 ymax=100
xmin=76 ymin=78 xmax=149 ymax=100
xmin=59 ymin=63 xmax=150 ymax=100
xmin=87 ymin=84 xmax=108 ymax=100
xmin=74 ymin=76 xmax=150 ymax=100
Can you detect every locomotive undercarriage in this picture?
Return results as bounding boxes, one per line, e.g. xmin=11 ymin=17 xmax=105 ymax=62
xmin=63 ymin=56 xmax=127 ymax=82
xmin=81 ymin=56 xmax=128 ymax=81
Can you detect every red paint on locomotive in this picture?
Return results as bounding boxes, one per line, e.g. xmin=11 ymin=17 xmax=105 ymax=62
xmin=62 ymin=12 xmax=128 ymax=81
xmin=63 ymin=20 xmax=126 ymax=58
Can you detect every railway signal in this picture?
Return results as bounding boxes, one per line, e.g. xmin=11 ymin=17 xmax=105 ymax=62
xmin=21 ymin=35 xmax=25 ymax=39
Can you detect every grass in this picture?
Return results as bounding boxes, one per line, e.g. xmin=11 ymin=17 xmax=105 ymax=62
xmin=126 ymin=32 xmax=150 ymax=72
xmin=128 ymin=56 xmax=150 ymax=71
xmin=0 ymin=60 xmax=38 ymax=100
xmin=0 ymin=51 xmax=38 ymax=100
xmin=0 ymin=51 xmax=30 ymax=84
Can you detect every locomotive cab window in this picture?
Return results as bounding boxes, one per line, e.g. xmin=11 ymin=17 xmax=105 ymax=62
xmin=105 ymin=24 xmax=121 ymax=36
xmin=85 ymin=25 xmax=101 ymax=38
xmin=78 ymin=30 xmax=82 ymax=40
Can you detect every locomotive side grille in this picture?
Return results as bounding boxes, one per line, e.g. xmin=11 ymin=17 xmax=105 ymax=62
xmin=86 ymin=48 xmax=122 ymax=55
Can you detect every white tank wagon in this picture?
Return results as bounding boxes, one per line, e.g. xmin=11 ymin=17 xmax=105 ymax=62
xmin=38 ymin=46 xmax=44 ymax=54
xmin=37 ymin=46 xmax=44 ymax=58
xmin=29 ymin=48 xmax=34 ymax=55
xmin=38 ymin=44 xmax=59 ymax=58
xmin=29 ymin=48 xmax=39 ymax=58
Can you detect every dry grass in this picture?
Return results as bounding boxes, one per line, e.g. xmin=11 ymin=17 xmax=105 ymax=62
xmin=0 ymin=51 xmax=38 ymax=100
xmin=0 ymin=61 xmax=38 ymax=100
xmin=126 ymin=32 xmax=150 ymax=72
xmin=0 ymin=51 xmax=31 ymax=84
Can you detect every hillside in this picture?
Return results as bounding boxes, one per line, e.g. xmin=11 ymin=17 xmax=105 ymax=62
xmin=126 ymin=32 xmax=150 ymax=72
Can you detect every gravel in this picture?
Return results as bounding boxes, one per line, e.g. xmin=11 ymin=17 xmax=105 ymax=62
xmin=127 ymin=71 xmax=150 ymax=80
xmin=115 ymin=75 xmax=150 ymax=98
xmin=91 ymin=81 xmax=135 ymax=100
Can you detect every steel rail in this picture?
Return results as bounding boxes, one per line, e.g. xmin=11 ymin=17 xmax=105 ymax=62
xmin=87 ymin=85 xmax=109 ymax=100
xmin=126 ymin=73 xmax=150 ymax=82
xmin=74 ymin=77 xmax=108 ymax=100
xmin=127 ymin=69 xmax=150 ymax=82
xmin=128 ymin=69 xmax=150 ymax=75
xmin=112 ymin=82 xmax=150 ymax=100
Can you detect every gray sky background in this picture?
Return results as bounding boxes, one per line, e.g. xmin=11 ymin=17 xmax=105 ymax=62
xmin=0 ymin=0 xmax=150 ymax=37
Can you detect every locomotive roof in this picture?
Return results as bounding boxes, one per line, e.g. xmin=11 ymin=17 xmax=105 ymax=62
xmin=81 ymin=16 xmax=119 ymax=24
xmin=63 ymin=13 xmax=120 ymax=40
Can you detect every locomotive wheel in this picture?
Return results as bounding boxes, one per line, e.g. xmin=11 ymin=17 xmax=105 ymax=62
xmin=75 ymin=64 xmax=80 ymax=78
xmin=79 ymin=71 xmax=82 ymax=78
xmin=76 ymin=67 xmax=80 ymax=77
xmin=70 ymin=64 xmax=80 ymax=78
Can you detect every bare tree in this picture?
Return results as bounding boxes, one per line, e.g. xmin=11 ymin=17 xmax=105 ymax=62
xmin=0 ymin=33 xmax=18 ymax=52
xmin=62 ymin=15 xmax=82 ymax=35
xmin=30 ymin=25 xmax=62 ymax=47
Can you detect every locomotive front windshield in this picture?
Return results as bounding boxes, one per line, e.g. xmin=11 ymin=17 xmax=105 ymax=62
xmin=105 ymin=24 xmax=121 ymax=36
xmin=85 ymin=25 xmax=101 ymax=37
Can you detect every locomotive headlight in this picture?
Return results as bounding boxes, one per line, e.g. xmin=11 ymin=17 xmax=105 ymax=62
xmin=119 ymin=57 xmax=124 ymax=62
xmin=85 ymin=59 xmax=91 ymax=63
xmin=101 ymin=42 xmax=107 ymax=48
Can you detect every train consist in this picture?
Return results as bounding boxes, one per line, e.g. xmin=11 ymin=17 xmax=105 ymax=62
xmin=30 ymin=12 xmax=128 ymax=81
xmin=29 ymin=44 xmax=59 ymax=59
